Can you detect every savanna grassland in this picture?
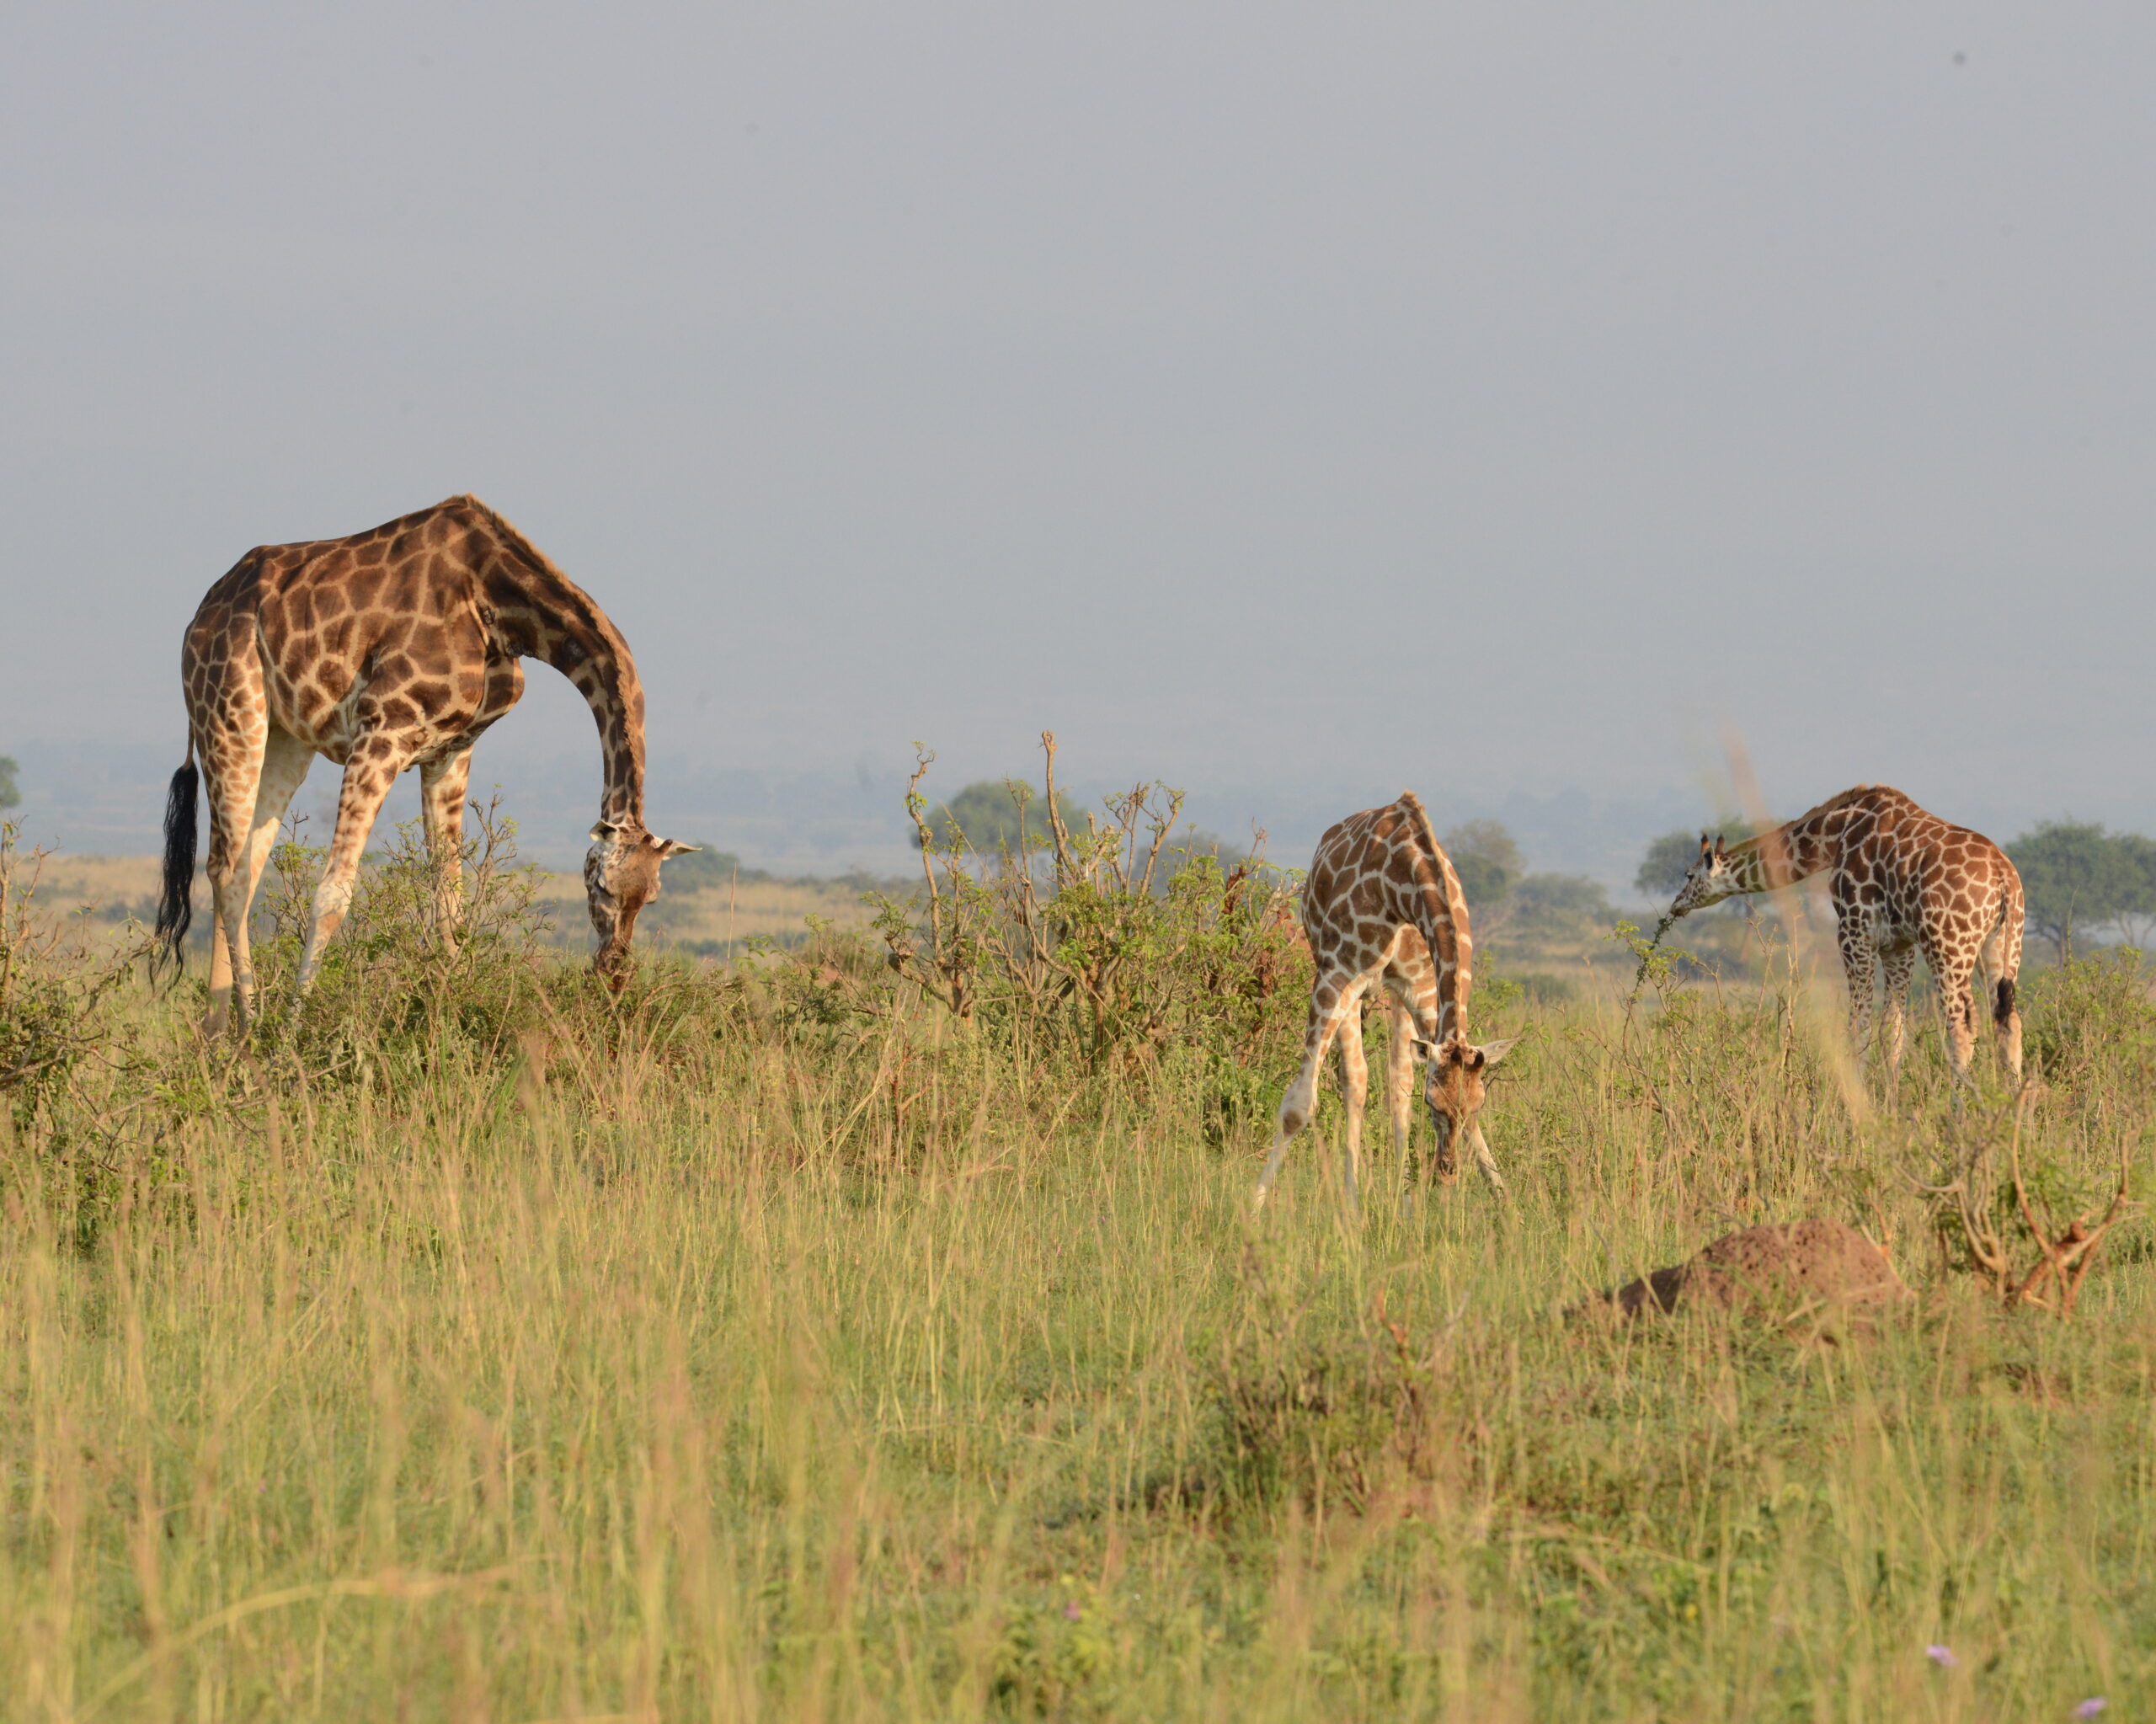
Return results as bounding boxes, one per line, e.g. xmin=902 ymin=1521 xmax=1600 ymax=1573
xmin=3 ymin=807 xmax=2154 ymax=1722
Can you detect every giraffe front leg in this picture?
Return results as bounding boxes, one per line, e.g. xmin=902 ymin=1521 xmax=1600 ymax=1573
xmin=1337 ymin=998 xmax=1371 ymax=1217
xmin=1383 ymin=997 xmax=1417 ymax=1185
xmin=1880 ymin=943 xmax=1917 ymax=1097
xmin=419 ymin=746 xmax=475 ymax=951
xmin=1467 ymin=1121 xmax=1510 ymax=1198
xmin=297 ymin=738 xmax=409 ymax=997
xmin=1256 ymin=982 xmax=1350 ymax=1213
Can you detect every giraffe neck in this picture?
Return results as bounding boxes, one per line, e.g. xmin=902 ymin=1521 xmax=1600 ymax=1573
xmin=1395 ymin=794 xmax=1472 ymax=1039
xmin=1726 ymin=809 xmax=1838 ymax=896
xmin=476 ymin=513 xmax=648 ymax=830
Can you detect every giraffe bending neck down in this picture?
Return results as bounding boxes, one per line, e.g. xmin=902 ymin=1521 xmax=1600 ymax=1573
xmin=1666 ymin=784 xmax=2024 ymax=1098
xmin=152 ymin=495 xmax=693 ymax=1032
xmin=1254 ymin=792 xmax=1517 ymax=1213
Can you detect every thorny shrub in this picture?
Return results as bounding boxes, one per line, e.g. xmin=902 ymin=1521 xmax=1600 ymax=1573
xmin=869 ymin=733 xmax=1310 ymax=1073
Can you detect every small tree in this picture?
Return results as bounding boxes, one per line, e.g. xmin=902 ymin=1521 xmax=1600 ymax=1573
xmin=2112 ymin=832 xmax=2156 ymax=952
xmin=1512 ymin=872 xmax=1614 ymax=939
xmin=922 ymin=778 xmax=1087 ymax=857
xmin=1443 ymin=819 xmax=1520 ymax=905
xmin=2009 ymin=820 xmax=2137 ymax=962
xmin=1634 ymin=824 xmax=1756 ymax=900
xmin=0 ymin=756 xmax=19 ymax=812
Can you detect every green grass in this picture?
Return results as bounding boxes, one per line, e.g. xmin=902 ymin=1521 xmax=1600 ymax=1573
xmin=3 ymin=839 xmax=2153 ymax=1720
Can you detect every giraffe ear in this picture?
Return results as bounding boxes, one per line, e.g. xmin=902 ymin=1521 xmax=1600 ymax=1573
xmin=653 ymin=838 xmax=697 ymax=860
xmin=1476 ymin=1036 xmax=1521 ymax=1069
xmin=589 ymin=819 xmax=618 ymax=843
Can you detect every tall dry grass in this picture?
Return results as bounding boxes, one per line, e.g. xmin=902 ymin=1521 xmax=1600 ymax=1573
xmin=1 ymin=814 xmax=2152 ymax=1721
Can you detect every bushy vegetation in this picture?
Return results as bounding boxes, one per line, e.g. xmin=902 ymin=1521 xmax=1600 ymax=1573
xmin=1 ymin=782 xmax=2153 ymax=1720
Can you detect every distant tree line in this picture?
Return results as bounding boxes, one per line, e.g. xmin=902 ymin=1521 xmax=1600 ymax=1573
xmin=1442 ymin=820 xmax=1615 ymax=942
xmin=0 ymin=755 xmax=19 ymax=813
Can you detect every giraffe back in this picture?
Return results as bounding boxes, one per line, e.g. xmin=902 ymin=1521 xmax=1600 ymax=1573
xmin=1812 ymin=786 xmax=2022 ymax=964
xmin=1303 ymin=793 xmax=1473 ymax=1039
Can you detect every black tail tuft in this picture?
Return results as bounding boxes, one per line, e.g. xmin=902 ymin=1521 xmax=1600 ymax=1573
xmin=153 ymin=760 xmax=199 ymax=975
xmin=1994 ymin=976 xmax=2016 ymax=1027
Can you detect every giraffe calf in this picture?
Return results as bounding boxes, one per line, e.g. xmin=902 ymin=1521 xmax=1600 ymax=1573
xmin=1255 ymin=792 xmax=1518 ymax=1213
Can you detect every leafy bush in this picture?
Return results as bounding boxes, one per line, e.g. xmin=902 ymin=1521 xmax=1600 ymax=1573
xmin=238 ymin=800 xmax=561 ymax=1081
xmin=2021 ymin=947 xmax=2156 ymax=1093
xmin=871 ymin=737 xmax=1310 ymax=1072
xmin=0 ymin=825 xmax=153 ymax=1134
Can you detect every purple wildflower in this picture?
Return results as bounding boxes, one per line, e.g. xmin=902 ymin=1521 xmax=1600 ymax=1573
xmin=1063 ymin=1602 xmax=1082 ymax=1622
xmin=1926 ymin=1646 xmax=1958 ymax=1668
xmin=2073 ymin=1701 xmax=2106 ymax=1720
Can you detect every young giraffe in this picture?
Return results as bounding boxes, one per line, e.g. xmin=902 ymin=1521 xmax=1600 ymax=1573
xmin=1254 ymin=792 xmax=1517 ymax=1212
xmin=1666 ymin=784 xmax=2024 ymax=1095
xmin=152 ymin=495 xmax=693 ymax=1032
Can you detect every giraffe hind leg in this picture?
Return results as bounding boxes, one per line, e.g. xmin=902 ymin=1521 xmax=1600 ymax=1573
xmin=205 ymin=729 xmax=317 ymax=1033
xmin=1838 ymin=923 xmax=1881 ymax=1077
xmin=1879 ymin=943 xmax=1917 ymax=1097
xmin=1930 ymin=942 xmax=1982 ymax=1113
xmin=200 ymin=721 xmax=270 ymax=1034
xmin=1982 ymin=921 xmax=2024 ymax=1090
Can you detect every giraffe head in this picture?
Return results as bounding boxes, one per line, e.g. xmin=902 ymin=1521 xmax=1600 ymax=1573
xmin=1668 ymin=833 xmax=1742 ymax=918
xmin=584 ymin=820 xmax=696 ymax=987
xmin=1412 ymin=1030 xmax=1518 ymax=1182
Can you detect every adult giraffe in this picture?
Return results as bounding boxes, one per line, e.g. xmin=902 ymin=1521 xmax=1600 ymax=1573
xmin=152 ymin=495 xmax=693 ymax=1030
xmin=1663 ymin=785 xmax=2024 ymax=1095
xmin=1254 ymin=791 xmax=1517 ymax=1212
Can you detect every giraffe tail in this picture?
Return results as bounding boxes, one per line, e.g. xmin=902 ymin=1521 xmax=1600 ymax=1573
xmin=153 ymin=755 xmax=199 ymax=975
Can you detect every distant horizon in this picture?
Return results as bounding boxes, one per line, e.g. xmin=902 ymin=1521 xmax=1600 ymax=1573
xmin=8 ymin=730 xmax=2148 ymax=907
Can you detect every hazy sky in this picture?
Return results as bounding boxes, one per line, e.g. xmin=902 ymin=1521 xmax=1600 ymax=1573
xmin=4 ymin=3 xmax=2152 ymax=838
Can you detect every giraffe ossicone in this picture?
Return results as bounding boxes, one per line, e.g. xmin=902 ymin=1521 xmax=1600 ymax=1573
xmin=1663 ymin=784 xmax=2024 ymax=1098
xmin=154 ymin=494 xmax=692 ymax=1032
xmin=1253 ymin=790 xmax=1516 ymax=1214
